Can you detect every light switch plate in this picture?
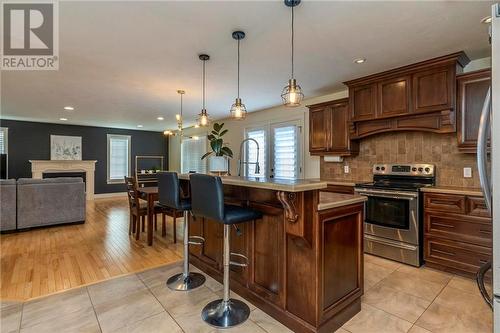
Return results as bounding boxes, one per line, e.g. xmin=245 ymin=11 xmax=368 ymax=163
xmin=463 ymin=167 xmax=472 ymax=178
xmin=344 ymin=165 xmax=350 ymax=174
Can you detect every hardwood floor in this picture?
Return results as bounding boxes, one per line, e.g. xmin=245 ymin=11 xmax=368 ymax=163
xmin=0 ymin=197 xmax=183 ymax=301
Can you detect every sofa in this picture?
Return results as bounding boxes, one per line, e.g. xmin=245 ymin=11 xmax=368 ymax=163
xmin=0 ymin=177 xmax=86 ymax=231
xmin=0 ymin=179 xmax=17 ymax=231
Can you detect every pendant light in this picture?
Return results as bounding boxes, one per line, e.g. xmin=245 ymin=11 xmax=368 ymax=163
xmin=281 ymin=0 xmax=303 ymax=107
xmin=163 ymin=90 xmax=186 ymax=138
xmin=230 ymin=31 xmax=247 ymax=120
xmin=197 ymin=54 xmax=210 ymax=127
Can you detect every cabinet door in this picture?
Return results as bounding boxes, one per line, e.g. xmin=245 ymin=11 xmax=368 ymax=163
xmin=378 ymin=76 xmax=411 ymax=118
xmin=309 ymin=107 xmax=330 ymax=153
xmin=413 ymin=66 xmax=455 ymax=113
xmin=329 ymin=101 xmax=349 ymax=152
xmin=457 ymin=69 xmax=491 ymax=152
xmin=350 ymin=84 xmax=377 ymax=121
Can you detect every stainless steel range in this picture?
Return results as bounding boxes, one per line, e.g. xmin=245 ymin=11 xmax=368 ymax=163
xmin=355 ymin=164 xmax=435 ymax=266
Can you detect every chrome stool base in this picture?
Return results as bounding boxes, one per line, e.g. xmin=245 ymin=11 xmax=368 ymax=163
xmin=166 ymin=272 xmax=206 ymax=291
xmin=201 ymin=298 xmax=250 ymax=328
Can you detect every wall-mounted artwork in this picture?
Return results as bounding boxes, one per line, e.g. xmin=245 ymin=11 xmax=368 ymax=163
xmin=50 ymin=135 xmax=82 ymax=160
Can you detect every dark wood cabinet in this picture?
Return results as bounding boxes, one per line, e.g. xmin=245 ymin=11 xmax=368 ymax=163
xmin=344 ymin=52 xmax=470 ymax=139
xmin=457 ymin=69 xmax=491 ymax=153
xmin=378 ymin=75 xmax=411 ymax=118
xmin=423 ymin=192 xmax=492 ymax=278
xmin=351 ymin=84 xmax=377 ymax=121
xmin=308 ymin=98 xmax=358 ymax=156
xmin=321 ymin=184 xmax=355 ymax=195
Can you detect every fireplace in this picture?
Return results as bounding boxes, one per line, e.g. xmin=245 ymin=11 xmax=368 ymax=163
xmin=43 ymin=171 xmax=86 ymax=184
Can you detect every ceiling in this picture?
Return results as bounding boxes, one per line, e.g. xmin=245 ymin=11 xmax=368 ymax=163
xmin=1 ymin=1 xmax=494 ymax=131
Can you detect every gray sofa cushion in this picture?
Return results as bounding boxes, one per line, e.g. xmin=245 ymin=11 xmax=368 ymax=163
xmin=17 ymin=179 xmax=85 ymax=229
xmin=17 ymin=177 xmax=83 ymax=185
xmin=0 ymin=179 xmax=16 ymax=231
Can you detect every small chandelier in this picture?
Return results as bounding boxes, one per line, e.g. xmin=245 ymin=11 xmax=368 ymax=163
xmin=281 ymin=0 xmax=304 ymax=107
xmin=197 ymin=54 xmax=211 ymax=127
xmin=230 ymin=31 xmax=247 ymax=120
xmin=164 ymin=90 xmax=186 ymax=139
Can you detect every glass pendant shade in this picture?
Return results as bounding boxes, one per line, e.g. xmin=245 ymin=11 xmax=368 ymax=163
xmin=230 ymin=98 xmax=247 ymax=120
xmin=197 ymin=109 xmax=209 ymax=127
xmin=281 ymin=78 xmax=304 ymax=107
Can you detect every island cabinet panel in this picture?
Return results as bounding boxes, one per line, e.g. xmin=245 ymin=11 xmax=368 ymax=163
xmin=190 ymin=217 xmax=222 ymax=270
xmin=457 ymin=69 xmax=491 ymax=153
xmin=423 ymin=192 xmax=492 ymax=277
xmin=345 ymin=52 xmax=470 ymax=139
xmin=378 ymin=75 xmax=411 ymax=118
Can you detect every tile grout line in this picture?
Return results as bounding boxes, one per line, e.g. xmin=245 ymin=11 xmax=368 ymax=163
xmin=136 ymin=271 xmax=187 ymax=333
xmin=85 ymin=286 xmax=104 ymax=333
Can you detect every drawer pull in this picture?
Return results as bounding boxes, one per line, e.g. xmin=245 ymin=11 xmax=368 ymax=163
xmin=433 ymin=222 xmax=455 ymax=229
xmin=479 ymin=229 xmax=491 ymax=234
xmin=480 ymin=259 xmax=489 ymax=264
xmin=433 ymin=249 xmax=456 ymax=257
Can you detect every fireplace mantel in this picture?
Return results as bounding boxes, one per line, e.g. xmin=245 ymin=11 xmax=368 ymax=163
xmin=29 ymin=160 xmax=97 ymax=200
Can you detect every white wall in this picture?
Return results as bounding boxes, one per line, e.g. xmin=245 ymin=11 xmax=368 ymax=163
xmin=169 ymin=56 xmax=491 ymax=178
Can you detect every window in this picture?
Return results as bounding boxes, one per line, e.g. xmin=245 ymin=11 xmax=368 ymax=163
xmin=107 ymin=134 xmax=131 ymax=184
xmin=245 ymin=128 xmax=266 ymax=177
xmin=181 ymin=136 xmax=207 ymax=173
xmin=271 ymin=123 xmax=301 ymax=179
xmin=0 ymin=127 xmax=8 ymax=154
xmin=244 ymin=120 xmax=303 ymax=180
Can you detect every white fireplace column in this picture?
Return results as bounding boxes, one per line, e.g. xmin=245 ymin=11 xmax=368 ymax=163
xmin=29 ymin=160 xmax=97 ymax=200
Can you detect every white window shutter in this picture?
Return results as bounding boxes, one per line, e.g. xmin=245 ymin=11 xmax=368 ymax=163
xmin=181 ymin=137 xmax=207 ymax=173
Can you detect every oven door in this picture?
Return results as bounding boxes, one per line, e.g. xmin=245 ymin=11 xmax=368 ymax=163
xmin=355 ymin=188 xmax=419 ymax=245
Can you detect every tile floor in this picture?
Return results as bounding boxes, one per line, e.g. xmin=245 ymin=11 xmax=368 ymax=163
xmin=0 ymin=255 xmax=492 ymax=333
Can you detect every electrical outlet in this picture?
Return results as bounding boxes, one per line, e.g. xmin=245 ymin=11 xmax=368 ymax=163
xmin=344 ymin=165 xmax=350 ymax=174
xmin=463 ymin=167 xmax=472 ymax=178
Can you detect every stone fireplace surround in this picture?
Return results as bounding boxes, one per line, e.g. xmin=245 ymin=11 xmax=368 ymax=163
xmin=29 ymin=160 xmax=97 ymax=200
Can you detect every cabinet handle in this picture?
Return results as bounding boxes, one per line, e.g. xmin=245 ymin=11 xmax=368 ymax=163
xmin=433 ymin=222 xmax=455 ymax=229
xmin=480 ymin=259 xmax=488 ymax=264
xmin=479 ymin=229 xmax=491 ymax=234
xmin=433 ymin=249 xmax=456 ymax=257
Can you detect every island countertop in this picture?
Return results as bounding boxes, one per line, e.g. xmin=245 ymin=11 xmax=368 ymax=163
xmin=318 ymin=192 xmax=367 ymax=211
xmin=178 ymin=174 xmax=328 ymax=192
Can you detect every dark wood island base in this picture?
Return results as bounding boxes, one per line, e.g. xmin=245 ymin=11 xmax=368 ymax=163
xmin=180 ymin=175 xmax=366 ymax=333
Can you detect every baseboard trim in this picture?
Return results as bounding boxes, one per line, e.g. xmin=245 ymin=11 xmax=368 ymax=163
xmin=92 ymin=192 xmax=127 ymax=199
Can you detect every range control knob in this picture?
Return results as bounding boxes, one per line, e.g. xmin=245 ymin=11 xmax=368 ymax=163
xmin=418 ymin=167 xmax=424 ymax=172
xmin=412 ymin=167 xmax=417 ymax=172
xmin=425 ymin=167 xmax=431 ymax=173
xmin=381 ymin=167 xmax=386 ymax=171
xmin=375 ymin=166 xmax=380 ymax=171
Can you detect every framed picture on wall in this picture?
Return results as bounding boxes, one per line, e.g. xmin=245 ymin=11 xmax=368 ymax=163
xmin=50 ymin=135 xmax=82 ymax=160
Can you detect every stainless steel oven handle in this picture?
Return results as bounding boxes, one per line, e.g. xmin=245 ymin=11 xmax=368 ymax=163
xmin=354 ymin=189 xmax=418 ymax=200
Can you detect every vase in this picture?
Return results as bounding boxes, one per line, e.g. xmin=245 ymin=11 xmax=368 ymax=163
xmin=208 ymin=156 xmax=228 ymax=174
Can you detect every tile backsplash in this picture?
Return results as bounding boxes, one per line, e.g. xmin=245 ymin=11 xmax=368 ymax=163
xmin=320 ymin=131 xmax=482 ymax=188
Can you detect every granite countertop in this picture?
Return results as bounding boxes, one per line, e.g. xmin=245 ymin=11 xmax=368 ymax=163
xmin=308 ymin=179 xmax=369 ymax=187
xmin=318 ymin=192 xmax=367 ymax=211
xmin=178 ymin=174 xmax=328 ymax=192
xmin=420 ymin=186 xmax=484 ymax=197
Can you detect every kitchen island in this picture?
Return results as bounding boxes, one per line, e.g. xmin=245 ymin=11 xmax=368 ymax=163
xmin=179 ymin=175 xmax=366 ymax=333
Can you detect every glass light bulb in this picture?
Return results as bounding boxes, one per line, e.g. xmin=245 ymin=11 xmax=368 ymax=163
xmin=289 ymin=91 xmax=297 ymax=104
xmin=175 ymin=114 xmax=181 ymax=121
xmin=234 ymin=106 xmax=243 ymax=119
xmin=200 ymin=114 xmax=208 ymax=126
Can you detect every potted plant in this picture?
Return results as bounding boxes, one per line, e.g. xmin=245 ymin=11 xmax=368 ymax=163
xmin=201 ymin=122 xmax=233 ymax=174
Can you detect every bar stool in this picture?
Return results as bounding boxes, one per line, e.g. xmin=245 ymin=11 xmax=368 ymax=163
xmin=158 ymin=172 xmax=206 ymax=291
xmin=190 ymin=174 xmax=262 ymax=328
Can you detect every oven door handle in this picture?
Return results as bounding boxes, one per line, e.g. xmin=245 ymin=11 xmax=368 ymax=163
xmin=354 ymin=189 xmax=418 ymax=200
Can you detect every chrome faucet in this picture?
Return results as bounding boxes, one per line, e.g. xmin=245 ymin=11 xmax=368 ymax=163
xmin=237 ymin=138 xmax=260 ymax=177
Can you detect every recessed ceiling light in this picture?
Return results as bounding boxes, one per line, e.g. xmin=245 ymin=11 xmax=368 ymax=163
xmin=59 ymin=117 xmax=68 ymax=121
xmin=137 ymin=125 xmax=143 ymax=128
xmin=481 ymin=16 xmax=492 ymax=24
xmin=157 ymin=116 xmax=164 ymax=121
xmin=63 ymin=106 xmax=74 ymax=111
xmin=354 ymin=58 xmax=366 ymax=64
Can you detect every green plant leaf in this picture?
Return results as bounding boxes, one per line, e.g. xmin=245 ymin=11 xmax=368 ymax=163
xmin=211 ymin=130 xmax=219 ymax=136
xmin=207 ymin=134 xmax=215 ymax=141
xmin=220 ymin=146 xmax=233 ymax=158
xmin=213 ymin=123 xmax=221 ymax=132
xmin=219 ymin=123 xmax=224 ymax=129
xmin=201 ymin=151 xmax=213 ymax=160
xmin=219 ymin=129 xmax=228 ymax=137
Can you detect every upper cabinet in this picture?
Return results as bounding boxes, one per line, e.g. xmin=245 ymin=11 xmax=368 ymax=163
xmin=457 ymin=69 xmax=491 ymax=153
xmin=344 ymin=52 xmax=470 ymax=139
xmin=308 ymin=98 xmax=358 ymax=156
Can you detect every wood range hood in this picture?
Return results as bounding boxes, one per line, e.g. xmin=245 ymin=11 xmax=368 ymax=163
xmin=344 ymin=51 xmax=471 ymax=140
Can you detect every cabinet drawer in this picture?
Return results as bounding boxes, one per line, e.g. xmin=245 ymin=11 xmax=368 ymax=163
xmin=424 ymin=213 xmax=492 ymax=247
xmin=424 ymin=237 xmax=491 ymax=276
xmin=321 ymin=184 xmax=355 ymax=194
xmin=467 ymin=196 xmax=490 ymax=218
xmin=424 ymin=193 xmax=466 ymax=214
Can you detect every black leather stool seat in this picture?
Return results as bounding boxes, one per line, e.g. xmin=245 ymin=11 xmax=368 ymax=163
xmin=223 ymin=205 xmax=262 ymax=225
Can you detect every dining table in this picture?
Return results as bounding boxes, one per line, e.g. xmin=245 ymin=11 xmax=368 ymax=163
xmin=137 ymin=186 xmax=158 ymax=246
